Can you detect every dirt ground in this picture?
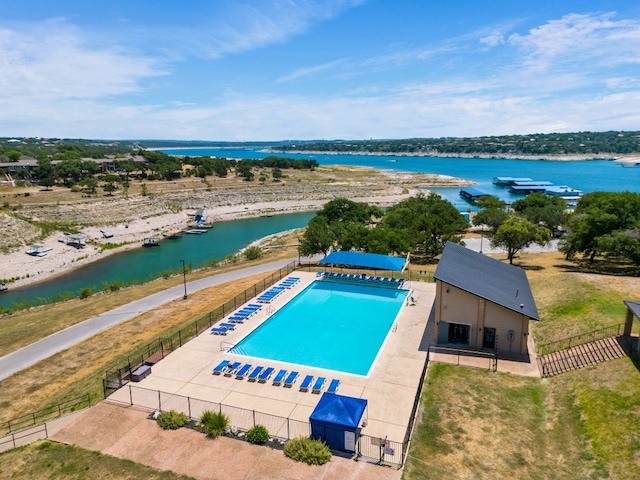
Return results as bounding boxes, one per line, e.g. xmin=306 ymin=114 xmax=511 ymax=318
xmin=52 ymin=401 xmax=402 ymax=480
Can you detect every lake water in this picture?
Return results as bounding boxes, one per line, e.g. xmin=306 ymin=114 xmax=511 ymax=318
xmin=0 ymin=212 xmax=314 ymax=309
xmin=164 ymin=146 xmax=640 ymax=211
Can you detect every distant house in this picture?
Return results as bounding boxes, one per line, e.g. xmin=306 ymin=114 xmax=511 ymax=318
xmin=433 ymin=241 xmax=539 ymax=356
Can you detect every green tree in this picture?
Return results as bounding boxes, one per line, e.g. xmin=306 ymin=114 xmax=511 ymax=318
xmin=384 ymin=194 xmax=468 ymax=259
xmin=299 ymin=216 xmax=335 ymax=256
xmin=512 ymin=192 xmax=566 ymax=232
xmin=272 ymin=167 xmax=283 ymax=181
xmin=472 ymin=195 xmax=509 ymax=231
xmin=491 ymin=216 xmax=551 ymax=264
xmin=559 ymin=191 xmax=640 ymax=262
xmin=40 ymin=178 xmax=55 ymax=190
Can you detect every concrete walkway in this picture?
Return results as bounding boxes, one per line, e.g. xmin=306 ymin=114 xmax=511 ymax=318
xmin=0 ymin=259 xmax=299 ymax=380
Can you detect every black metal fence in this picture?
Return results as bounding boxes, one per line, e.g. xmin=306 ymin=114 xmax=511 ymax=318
xmin=0 ymin=424 xmax=48 ymax=453
xmin=535 ymin=323 xmax=625 ymax=356
xmin=103 ymin=262 xmax=296 ymax=397
xmin=427 ymin=344 xmax=498 ymax=372
xmin=0 ymin=394 xmax=91 ymax=436
xmin=110 ymin=383 xmax=408 ymax=469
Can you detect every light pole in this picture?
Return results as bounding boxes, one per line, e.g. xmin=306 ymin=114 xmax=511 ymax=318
xmin=479 ymin=226 xmax=484 ymax=254
xmin=180 ymin=259 xmax=188 ymax=299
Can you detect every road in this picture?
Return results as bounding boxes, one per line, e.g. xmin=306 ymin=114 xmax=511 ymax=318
xmin=0 ymin=258 xmax=299 ymax=380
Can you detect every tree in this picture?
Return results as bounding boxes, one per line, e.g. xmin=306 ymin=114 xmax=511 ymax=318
xmin=384 ymin=194 xmax=468 ymax=259
xmin=491 ymin=216 xmax=551 ymax=264
xmin=102 ymin=183 xmax=117 ymax=195
xmin=512 ymin=192 xmax=566 ymax=232
xmin=40 ymin=178 xmax=55 ymax=190
xmin=299 ymin=216 xmax=335 ymax=256
xmin=559 ymin=191 xmax=640 ymax=262
xmin=272 ymin=167 xmax=283 ymax=182
xmin=317 ymin=198 xmax=381 ymax=224
xmin=472 ymin=195 xmax=509 ymax=231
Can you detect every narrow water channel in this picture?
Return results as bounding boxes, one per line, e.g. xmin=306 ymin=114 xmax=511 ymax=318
xmin=0 ymin=212 xmax=314 ymax=309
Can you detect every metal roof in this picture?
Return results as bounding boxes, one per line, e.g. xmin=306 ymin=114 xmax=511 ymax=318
xmin=624 ymin=300 xmax=640 ymax=319
xmin=434 ymin=241 xmax=539 ymax=320
xmin=319 ymin=251 xmax=407 ymax=271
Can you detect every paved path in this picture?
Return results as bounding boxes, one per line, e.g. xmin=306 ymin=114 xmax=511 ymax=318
xmin=0 ymin=259 xmax=299 ymax=380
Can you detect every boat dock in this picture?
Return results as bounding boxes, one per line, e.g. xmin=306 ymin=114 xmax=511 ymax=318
xmin=142 ymin=237 xmax=160 ymax=247
xmin=493 ymin=177 xmax=533 ymax=186
xmin=459 ymin=187 xmax=497 ymax=204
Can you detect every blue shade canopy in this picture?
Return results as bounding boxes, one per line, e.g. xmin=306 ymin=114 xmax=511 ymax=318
xmin=319 ymin=251 xmax=407 ymax=271
xmin=310 ymin=393 xmax=367 ymax=429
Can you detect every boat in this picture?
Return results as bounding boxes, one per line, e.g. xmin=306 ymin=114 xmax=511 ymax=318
xmin=26 ymin=244 xmax=52 ymax=257
xmin=186 ymin=222 xmax=214 ymax=229
xmin=0 ymin=283 xmax=7 ymax=293
xmin=142 ymin=237 xmax=160 ymax=247
xmin=183 ymin=229 xmax=208 ymax=234
xmin=163 ymin=229 xmax=182 ymax=239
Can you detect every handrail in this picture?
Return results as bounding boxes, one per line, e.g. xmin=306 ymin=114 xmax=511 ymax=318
xmin=536 ymin=323 xmax=625 ymax=356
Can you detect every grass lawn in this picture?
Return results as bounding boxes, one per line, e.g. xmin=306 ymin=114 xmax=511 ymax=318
xmin=0 ymin=441 xmax=195 ymax=480
xmin=403 ymin=358 xmax=640 ymax=480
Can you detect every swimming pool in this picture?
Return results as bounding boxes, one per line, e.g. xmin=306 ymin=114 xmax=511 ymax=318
xmin=228 ymin=280 xmax=408 ymax=376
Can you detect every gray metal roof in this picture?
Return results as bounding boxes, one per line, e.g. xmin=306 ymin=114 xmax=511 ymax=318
xmin=434 ymin=241 xmax=540 ymax=320
xmin=624 ymin=300 xmax=640 ymax=319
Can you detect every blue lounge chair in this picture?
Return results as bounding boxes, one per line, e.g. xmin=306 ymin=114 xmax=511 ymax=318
xmin=211 ymin=327 xmax=227 ymax=335
xmin=228 ymin=316 xmax=246 ymax=323
xmin=327 ymin=379 xmax=340 ymax=394
xmin=235 ymin=363 xmax=252 ymax=379
xmin=212 ymin=359 xmax=229 ymax=375
xmin=258 ymin=367 xmax=274 ymax=383
xmin=299 ymin=374 xmax=314 ymax=392
xmin=219 ymin=322 xmax=236 ymax=330
xmin=283 ymin=371 xmax=299 ymax=388
xmin=312 ymin=377 xmax=326 ymax=394
xmin=224 ymin=361 xmax=241 ymax=377
xmin=247 ymin=304 xmax=262 ymax=309
xmin=272 ymin=369 xmax=287 ymax=386
xmin=248 ymin=366 xmax=263 ymax=382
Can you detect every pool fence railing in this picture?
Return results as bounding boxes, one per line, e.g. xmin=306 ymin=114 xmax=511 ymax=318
xmin=110 ymin=383 xmax=407 ymax=469
xmin=103 ymin=261 xmax=297 ymax=397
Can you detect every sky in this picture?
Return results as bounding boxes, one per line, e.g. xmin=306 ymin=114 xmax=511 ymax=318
xmin=1 ymin=0 xmax=640 ymax=141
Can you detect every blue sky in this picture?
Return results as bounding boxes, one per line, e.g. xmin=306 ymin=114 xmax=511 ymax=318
xmin=1 ymin=0 xmax=640 ymax=141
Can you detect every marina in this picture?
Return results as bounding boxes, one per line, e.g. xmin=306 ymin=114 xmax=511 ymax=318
xmin=459 ymin=187 xmax=497 ymax=204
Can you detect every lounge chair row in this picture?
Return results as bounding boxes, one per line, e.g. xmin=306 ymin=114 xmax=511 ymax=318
xmin=317 ymin=271 xmax=404 ymax=287
xmin=211 ymin=303 xmax=265 ymax=335
xmin=211 ymin=360 xmax=340 ymax=394
xmin=256 ymin=276 xmax=301 ymax=303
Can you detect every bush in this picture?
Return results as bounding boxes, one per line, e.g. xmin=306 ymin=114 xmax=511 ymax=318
xmin=247 ymin=425 xmax=270 ymax=445
xmin=197 ymin=410 xmax=229 ymax=438
xmin=156 ymin=410 xmax=188 ymax=430
xmin=283 ymin=437 xmax=332 ymax=465
xmin=78 ymin=287 xmax=93 ymax=299
xmin=244 ymin=246 xmax=263 ymax=261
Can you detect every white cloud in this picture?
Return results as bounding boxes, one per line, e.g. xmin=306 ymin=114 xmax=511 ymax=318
xmin=508 ymin=13 xmax=640 ymax=73
xmin=0 ymin=18 xmax=166 ymax=102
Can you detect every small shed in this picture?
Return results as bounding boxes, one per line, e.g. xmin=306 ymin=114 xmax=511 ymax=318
xmin=309 ymin=393 xmax=367 ymax=453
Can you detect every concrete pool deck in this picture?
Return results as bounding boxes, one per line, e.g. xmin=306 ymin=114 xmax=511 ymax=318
xmin=108 ymin=271 xmax=434 ymax=445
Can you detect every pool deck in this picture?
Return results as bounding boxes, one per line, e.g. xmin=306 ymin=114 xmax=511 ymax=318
xmin=108 ymin=272 xmax=434 ymax=444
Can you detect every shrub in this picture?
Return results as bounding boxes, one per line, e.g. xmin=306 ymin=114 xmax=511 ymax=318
xmin=197 ymin=410 xmax=230 ymax=438
xmin=156 ymin=410 xmax=188 ymax=430
xmin=78 ymin=287 xmax=93 ymax=299
xmin=283 ymin=437 xmax=332 ymax=465
xmin=247 ymin=425 xmax=270 ymax=445
xmin=244 ymin=246 xmax=263 ymax=261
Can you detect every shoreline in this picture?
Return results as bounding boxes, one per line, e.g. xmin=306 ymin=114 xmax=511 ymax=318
xmin=0 ymin=193 xmax=415 ymax=291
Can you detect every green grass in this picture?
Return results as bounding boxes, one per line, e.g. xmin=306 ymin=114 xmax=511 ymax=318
xmin=0 ymin=441 xmax=195 ymax=480
xmin=403 ymin=359 xmax=640 ymax=480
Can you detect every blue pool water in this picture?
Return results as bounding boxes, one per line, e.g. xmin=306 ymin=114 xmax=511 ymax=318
xmin=229 ymin=280 xmax=408 ymax=376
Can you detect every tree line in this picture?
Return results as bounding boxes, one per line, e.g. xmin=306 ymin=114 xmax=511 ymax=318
xmin=300 ymin=190 xmax=640 ymax=268
xmin=276 ymin=131 xmax=640 ymax=156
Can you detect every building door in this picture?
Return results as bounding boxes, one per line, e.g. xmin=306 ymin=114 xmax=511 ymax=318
xmin=448 ymin=323 xmax=470 ymax=345
xmin=483 ymin=327 xmax=496 ymax=350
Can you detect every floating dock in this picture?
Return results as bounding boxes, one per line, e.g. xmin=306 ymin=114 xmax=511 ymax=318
xmin=493 ymin=177 xmax=533 ymax=186
xmin=460 ymin=187 xmax=497 ymax=204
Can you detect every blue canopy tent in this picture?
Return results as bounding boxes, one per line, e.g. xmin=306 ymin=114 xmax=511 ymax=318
xmin=309 ymin=392 xmax=368 ymax=453
xmin=318 ymin=251 xmax=407 ymax=272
